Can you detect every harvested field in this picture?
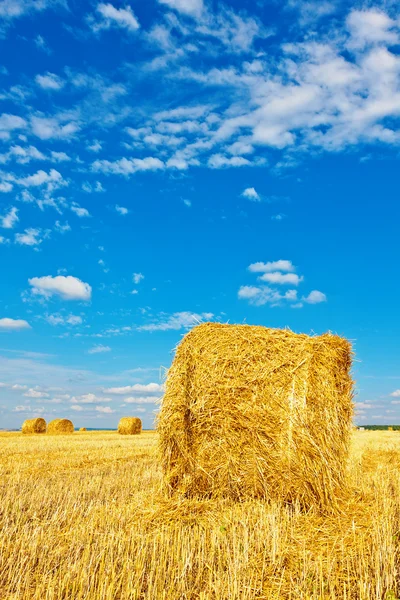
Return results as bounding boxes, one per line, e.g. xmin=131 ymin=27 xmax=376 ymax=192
xmin=0 ymin=430 xmax=399 ymax=599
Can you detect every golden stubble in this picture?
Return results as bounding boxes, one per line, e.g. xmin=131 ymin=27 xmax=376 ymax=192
xmin=0 ymin=429 xmax=399 ymax=599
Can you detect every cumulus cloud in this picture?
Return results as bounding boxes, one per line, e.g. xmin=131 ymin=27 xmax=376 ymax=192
xmin=115 ymin=204 xmax=128 ymax=215
xmin=0 ymin=318 xmax=31 ymax=330
xmin=96 ymin=405 xmax=115 ymax=413
xmin=239 ymin=260 xmax=325 ymax=307
xmin=23 ymin=388 xmax=50 ymax=398
xmin=104 ymin=383 xmax=163 ymax=394
xmin=238 ymin=285 xmax=298 ymax=307
xmin=88 ymin=344 xmax=111 ymax=354
xmin=390 ymin=390 xmax=400 ymax=398
xmin=90 ymin=3 xmax=140 ymax=33
xmin=303 ymin=290 xmax=327 ymax=304
xmin=133 ymin=272 xmax=144 ymax=284
xmin=70 ymin=393 xmax=112 ymax=404
xmin=259 ymin=272 xmax=303 ymax=285
xmin=138 ymin=311 xmax=214 ymax=331
xmin=46 ymin=313 xmax=82 ymax=326
xmin=28 ymin=275 xmax=92 ymax=301
xmin=15 ymin=228 xmax=46 ymax=247
xmin=92 ymin=156 xmax=164 ymax=175
xmin=35 ymin=72 xmax=65 ymax=90
xmin=241 ymin=187 xmax=260 ymax=201
xmin=248 ymin=260 xmax=295 ymax=273
xmin=0 ymin=206 xmax=18 ymax=228
xmin=125 ymin=396 xmax=159 ymax=404
xmin=31 ymin=116 xmax=79 ymax=140
xmin=157 ymin=0 xmax=203 ymax=17
xmin=70 ymin=203 xmax=90 ymax=217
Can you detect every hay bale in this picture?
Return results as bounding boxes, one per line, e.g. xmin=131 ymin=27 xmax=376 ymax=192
xmin=47 ymin=418 xmax=74 ymax=435
xmin=79 ymin=427 xmax=87 ymax=432
xmin=118 ymin=417 xmax=142 ymax=435
xmin=158 ymin=322 xmax=354 ymax=510
xmin=21 ymin=418 xmax=46 ymax=434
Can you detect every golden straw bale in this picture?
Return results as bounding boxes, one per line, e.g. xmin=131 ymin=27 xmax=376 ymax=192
xmin=118 ymin=417 xmax=142 ymax=435
xmin=79 ymin=427 xmax=87 ymax=432
xmin=21 ymin=418 xmax=46 ymax=434
xmin=158 ymin=322 xmax=354 ymax=511
xmin=47 ymin=418 xmax=74 ymax=435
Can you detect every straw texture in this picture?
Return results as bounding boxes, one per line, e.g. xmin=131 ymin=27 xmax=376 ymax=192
xmin=47 ymin=419 xmax=74 ymax=435
xmin=118 ymin=417 xmax=142 ymax=435
xmin=158 ymin=322 xmax=354 ymax=510
xmin=21 ymin=418 xmax=46 ymax=434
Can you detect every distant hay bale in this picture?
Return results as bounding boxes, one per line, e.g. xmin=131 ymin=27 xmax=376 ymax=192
xmin=388 ymin=426 xmax=393 ymax=431
xmin=118 ymin=417 xmax=142 ymax=435
xmin=79 ymin=427 xmax=87 ymax=432
xmin=158 ymin=322 xmax=354 ymax=510
xmin=47 ymin=418 xmax=74 ymax=435
xmin=21 ymin=418 xmax=46 ymax=434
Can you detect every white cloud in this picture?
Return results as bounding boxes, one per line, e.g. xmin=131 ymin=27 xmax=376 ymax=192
xmin=23 ymin=388 xmax=49 ymax=398
xmin=87 ymin=140 xmax=102 ymax=153
xmin=15 ymin=228 xmax=46 ymax=247
xmin=0 ymin=182 xmax=13 ymax=192
xmin=158 ymin=0 xmax=203 ymax=17
xmin=138 ymin=311 xmax=214 ymax=331
xmin=82 ymin=181 xmax=104 ymax=193
xmin=241 ymin=187 xmax=260 ymax=201
xmin=92 ymin=156 xmax=164 ymax=175
xmin=91 ymin=3 xmax=140 ymax=33
xmin=16 ymin=168 xmax=67 ymax=191
xmin=51 ymin=151 xmax=70 ymax=162
xmin=46 ymin=313 xmax=82 ymax=326
xmin=208 ymin=154 xmax=250 ymax=168
xmin=70 ymin=203 xmax=90 ymax=217
xmin=0 ymin=318 xmax=31 ymax=330
xmin=346 ymin=9 xmax=398 ymax=49
xmin=67 ymin=315 xmax=82 ymax=325
xmin=96 ymin=405 xmax=115 ymax=413
xmin=28 ymin=275 xmax=92 ymax=301
xmin=1 ymin=206 xmax=18 ymax=228
xmin=88 ymin=344 xmax=111 ymax=354
xmin=124 ymin=396 xmax=158 ymax=404
xmin=71 ymin=393 xmax=112 ymax=404
xmin=248 ymin=260 xmax=295 ymax=273
xmin=390 ymin=390 xmax=400 ymax=398
xmin=115 ymin=204 xmax=128 ymax=215
xmin=104 ymin=383 xmax=163 ymax=395
xmin=35 ymin=72 xmax=64 ymax=90
xmin=55 ymin=221 xmax=71 ymax=234
xmin=0 ymin=113 xmax=26 ymax=138
xmin=133 ymin=272 xmax=144 ymax=285
xmin=303 ymin=290 xmax=327 ymax=304
xmin=71 ymin=404 xmax=83 ymax=411
xmin=31 ymin=116 xmax=79 ymax=140
xmin=259 ymin=272 xmax=303 ymax=285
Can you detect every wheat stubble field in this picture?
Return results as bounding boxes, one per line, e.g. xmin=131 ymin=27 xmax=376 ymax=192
xmin=0 ymin=430 xmax=399 ymax=600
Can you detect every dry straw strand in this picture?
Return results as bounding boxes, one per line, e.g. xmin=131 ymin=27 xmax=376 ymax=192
xmin=47 ymin=418 xmax=74 ymax=435
xmin=21 ymin=418 xmax=47 ymax=434
xmin=118 ymin=417 xmax=142 ymax=435
xmin=158 ymin=322 xmax=354 ymax=511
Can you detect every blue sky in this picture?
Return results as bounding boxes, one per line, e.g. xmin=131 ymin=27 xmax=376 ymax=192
xmin=0 ymin=0 xmax=400 ymax=429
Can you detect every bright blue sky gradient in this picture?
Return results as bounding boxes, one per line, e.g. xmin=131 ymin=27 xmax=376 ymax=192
xmin=0 ymin=0 xmax=400 ymax=428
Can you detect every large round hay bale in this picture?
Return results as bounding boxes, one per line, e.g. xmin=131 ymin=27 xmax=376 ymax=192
xmin=158 ymin=322 xmax=354 ymax=510
xmin=118 ymin=417 xmax=142 ymax=435
xmin=79 ymin=427 xmax=87 ymax=432
xmin=47 ymin=418 xmax=74 ymax=435
xmin=21 ymin=418 xmax=46 ymax=434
